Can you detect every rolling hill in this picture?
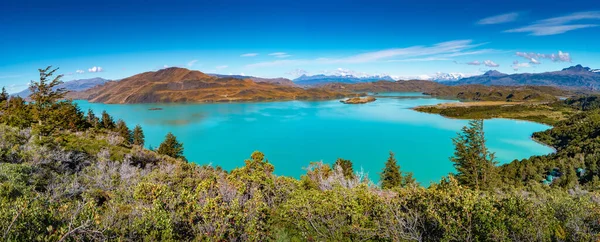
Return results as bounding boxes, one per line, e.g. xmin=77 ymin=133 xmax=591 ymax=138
xmin=208 ymin=74 xmax=297 ymax=87
xmin=322 ymin=80 xmax=570 ymax=102
xmin=69 ymin=68 xmax=358 ymax=104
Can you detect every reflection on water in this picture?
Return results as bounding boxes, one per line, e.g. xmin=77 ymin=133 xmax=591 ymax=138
xmin=74 ymin=95 xmax=553 ymax=184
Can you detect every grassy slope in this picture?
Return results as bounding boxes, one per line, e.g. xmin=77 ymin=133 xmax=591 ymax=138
xmin=414 ymin=102 xmax=577 ymax=125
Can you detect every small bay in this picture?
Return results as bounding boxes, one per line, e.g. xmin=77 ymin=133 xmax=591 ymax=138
xmin=74 ymin=93 xmax=554 ymax=185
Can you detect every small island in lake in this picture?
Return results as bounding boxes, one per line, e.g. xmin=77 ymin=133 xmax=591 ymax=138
xmin=341 ymin=96 xmax=377 ymax=104
xmin=148 ymin=107 xmax=163 ymax=111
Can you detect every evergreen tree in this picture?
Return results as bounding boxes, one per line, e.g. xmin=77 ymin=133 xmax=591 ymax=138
xmin=86 ymin=109 xmax=100 ymax=128
xmin=0 ymin=96 xmax=33 ymax=128
xmin=0 ymin=87 xmax=8 ymax=103
xmin=132 ymin=125 xmax=145 ymax=146
xmin=381 ymin=151 xmax=403 ymax=189
xmin=116 ymin=119 xmax=132 ymax=144
xmin=29 ymin=66 xmax=68 ymax=136
xmin=334 ymin=158 xmax=354 ymax=179
xmin=451 ymin=119 xmax=498 ymax=190
xmin=157 ymin=132 xmax=185 ymax=160
xmin=100 ymin=110 xmax=115 ymax=130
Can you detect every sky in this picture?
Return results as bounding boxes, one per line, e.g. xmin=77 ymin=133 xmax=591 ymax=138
xmin=1 ymin=0 xmax=599 ymax=93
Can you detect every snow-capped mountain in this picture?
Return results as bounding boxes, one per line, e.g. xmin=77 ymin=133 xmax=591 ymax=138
xmin=293 ymin=74 xmax=395 ymax=86
xmin=430 ymin=72 xmax=468 ymax=82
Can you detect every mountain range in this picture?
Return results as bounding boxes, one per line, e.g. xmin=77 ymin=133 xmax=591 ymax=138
xmin=12 ymin=77 xmax=109 ymax=98
xmin=293 ymin=74 xmax=395 ymax=86
xmin=430 ymin=72 xmax=469 ymax=82
xmin=448 ymin=65 xmax=600 ymax=90
xmin=68 ymin=68 xmax=357 ymax=104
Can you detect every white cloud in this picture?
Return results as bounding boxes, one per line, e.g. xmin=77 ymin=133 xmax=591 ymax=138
xmin=5 ymin=83 xmax=29 ymax=94
xmin=512 ymin=60 xmax=531 ymax=71
xmin=187 ymin=60 xmax=198 ymax=67
xmin=269 ymin=52 xmax=291 ymax=58
xmin=484 ymin=60 xmax=499 ymax=67
xmin=505 ymin=11 xmax=600 ymax=36
xmin=387 ymin=57 xmax=451 ymax=62
xmin=516 ymin=51 xmax=572 ymax=64
xmin=75 ymin=70 xmax=85 ymax=74
xmin=466 ymin=60 xmax=481 ymax=65
xmin=477 ymin=12 xmax=520 ymax=25
xmin=88 ymin=66 xmax=103 ymax=73
xmin=241 ymin=53 xmax=259 ymax=57
xmin=285 ymin=69 xmax=309 ymax=77
xmin=247 ymin=40 xmax=490 ymax=68
xmin=0 ymin=74 xmax=23 ymax=79
xmin=322 ymin=68 xmax=384 ymax=78
xmin=216 ymin=65 xmax=228 ymax=70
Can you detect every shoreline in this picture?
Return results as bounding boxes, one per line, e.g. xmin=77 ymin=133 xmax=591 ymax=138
xmin=531 ymin=136 xmax=557 ymax=153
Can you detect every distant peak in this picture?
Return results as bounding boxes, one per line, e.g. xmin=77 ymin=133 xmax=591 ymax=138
xmin=483 ymin=70 xmax=506 ymax=76
xmin=562 ymin=64 xmax=591 ymax=72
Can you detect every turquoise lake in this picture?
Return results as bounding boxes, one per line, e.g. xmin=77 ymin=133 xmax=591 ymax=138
xmin=74 ymin=93 xmax=554 ymax=185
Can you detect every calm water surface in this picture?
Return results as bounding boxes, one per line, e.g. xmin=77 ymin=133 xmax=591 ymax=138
xmin=74 ymin=94 xmax=553 ymax=185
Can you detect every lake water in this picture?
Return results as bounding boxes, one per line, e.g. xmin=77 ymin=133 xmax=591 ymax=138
xmin=74 ymin=93 xmax=554 ymax=185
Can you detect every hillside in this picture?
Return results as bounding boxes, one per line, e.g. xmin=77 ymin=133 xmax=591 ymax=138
xmin=450 ymin=65 xmax=600 ymax=90
xmin=208 ymin=74 xmax=297 ymax=87
xmin=12 ymin=77 xmax=109 ymax=98
xmin=424 ymin=85 xmax=571 ymax=102
xmin=322 ymin=80 xmax=570 ymax=102
xmin=293 ymin=74 xmax=395 ymax=86
xmin=69 ymin=68 xmax=358 ymax=104
xmin=322 ymin=80 xmax=445 ymax=92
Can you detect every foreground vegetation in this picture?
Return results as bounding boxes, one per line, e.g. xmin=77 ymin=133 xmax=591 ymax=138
xmin=2 ymin=67 xmax=600 ymax=241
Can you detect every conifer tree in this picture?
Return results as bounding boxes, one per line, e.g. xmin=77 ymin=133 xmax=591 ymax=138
xmin=381 ymin=151 xmax=403 ymax=189
xmin=0 ymin=87 xmax=8 ymax=103
xmin=334 ymin=158 xmax=354 ymax=179
xmin=100 ymin=110 xmax=115 ymax=130
xmin=116 ymin=119 xmax=132 ymax=144
xmin=86 ymin=109 xmax=100 ymax=128
xmin=29 ymin=66 xmax=68 ymax=136
xmin=132 ymin=125 xmax=145 ymax=146
xmin=451 ymin=119 xmax=498 ymax=190
xmin=157 ymin=132 xmax=185 ymax=160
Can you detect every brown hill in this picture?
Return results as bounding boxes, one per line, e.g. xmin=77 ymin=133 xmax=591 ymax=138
xmin=321 ymin=80 xmax=445 ymax=92
xmin=69 ymin=68 xmax=358 ymax=104
xmin=424 ymin=85 xmax=571 ymax=102
xmin=321 ymin=80 xmax=572 ymax=102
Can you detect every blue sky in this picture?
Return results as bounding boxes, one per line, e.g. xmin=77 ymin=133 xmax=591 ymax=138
xmin=1 ymin=0 xmax=599 ymax=93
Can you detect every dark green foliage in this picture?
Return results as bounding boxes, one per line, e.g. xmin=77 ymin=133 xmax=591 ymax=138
xmin=381 ymin=151 xmax=402 ymax=189
xmin=380 ymin=151 xmax=416 ymax=189
xmin=86 ymin=109 xmax=100 ymax=129
xmin=333 ymin=158 xmax=354 ymax=178
xmin=157 ymin=132 xmax=185 ymax=160
xmin=0 ymin=97 xmax=33 ymax=129
xmin=451 ymin=120 xmax=499 ymax=190
xmin=116 ymin=119 xmax=132 ymax=144
xmin=100 ymin=110 xmax=115 ymax=130
xmin=0 ymin=87 xmax=8 ymax=103
xmin=563 ymin=95 xmax=600 ymax=111
xmin=28 ymin=66 xmax=68 ymax=136
xmin=132 ymin=125 xmax=145 ymax=146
